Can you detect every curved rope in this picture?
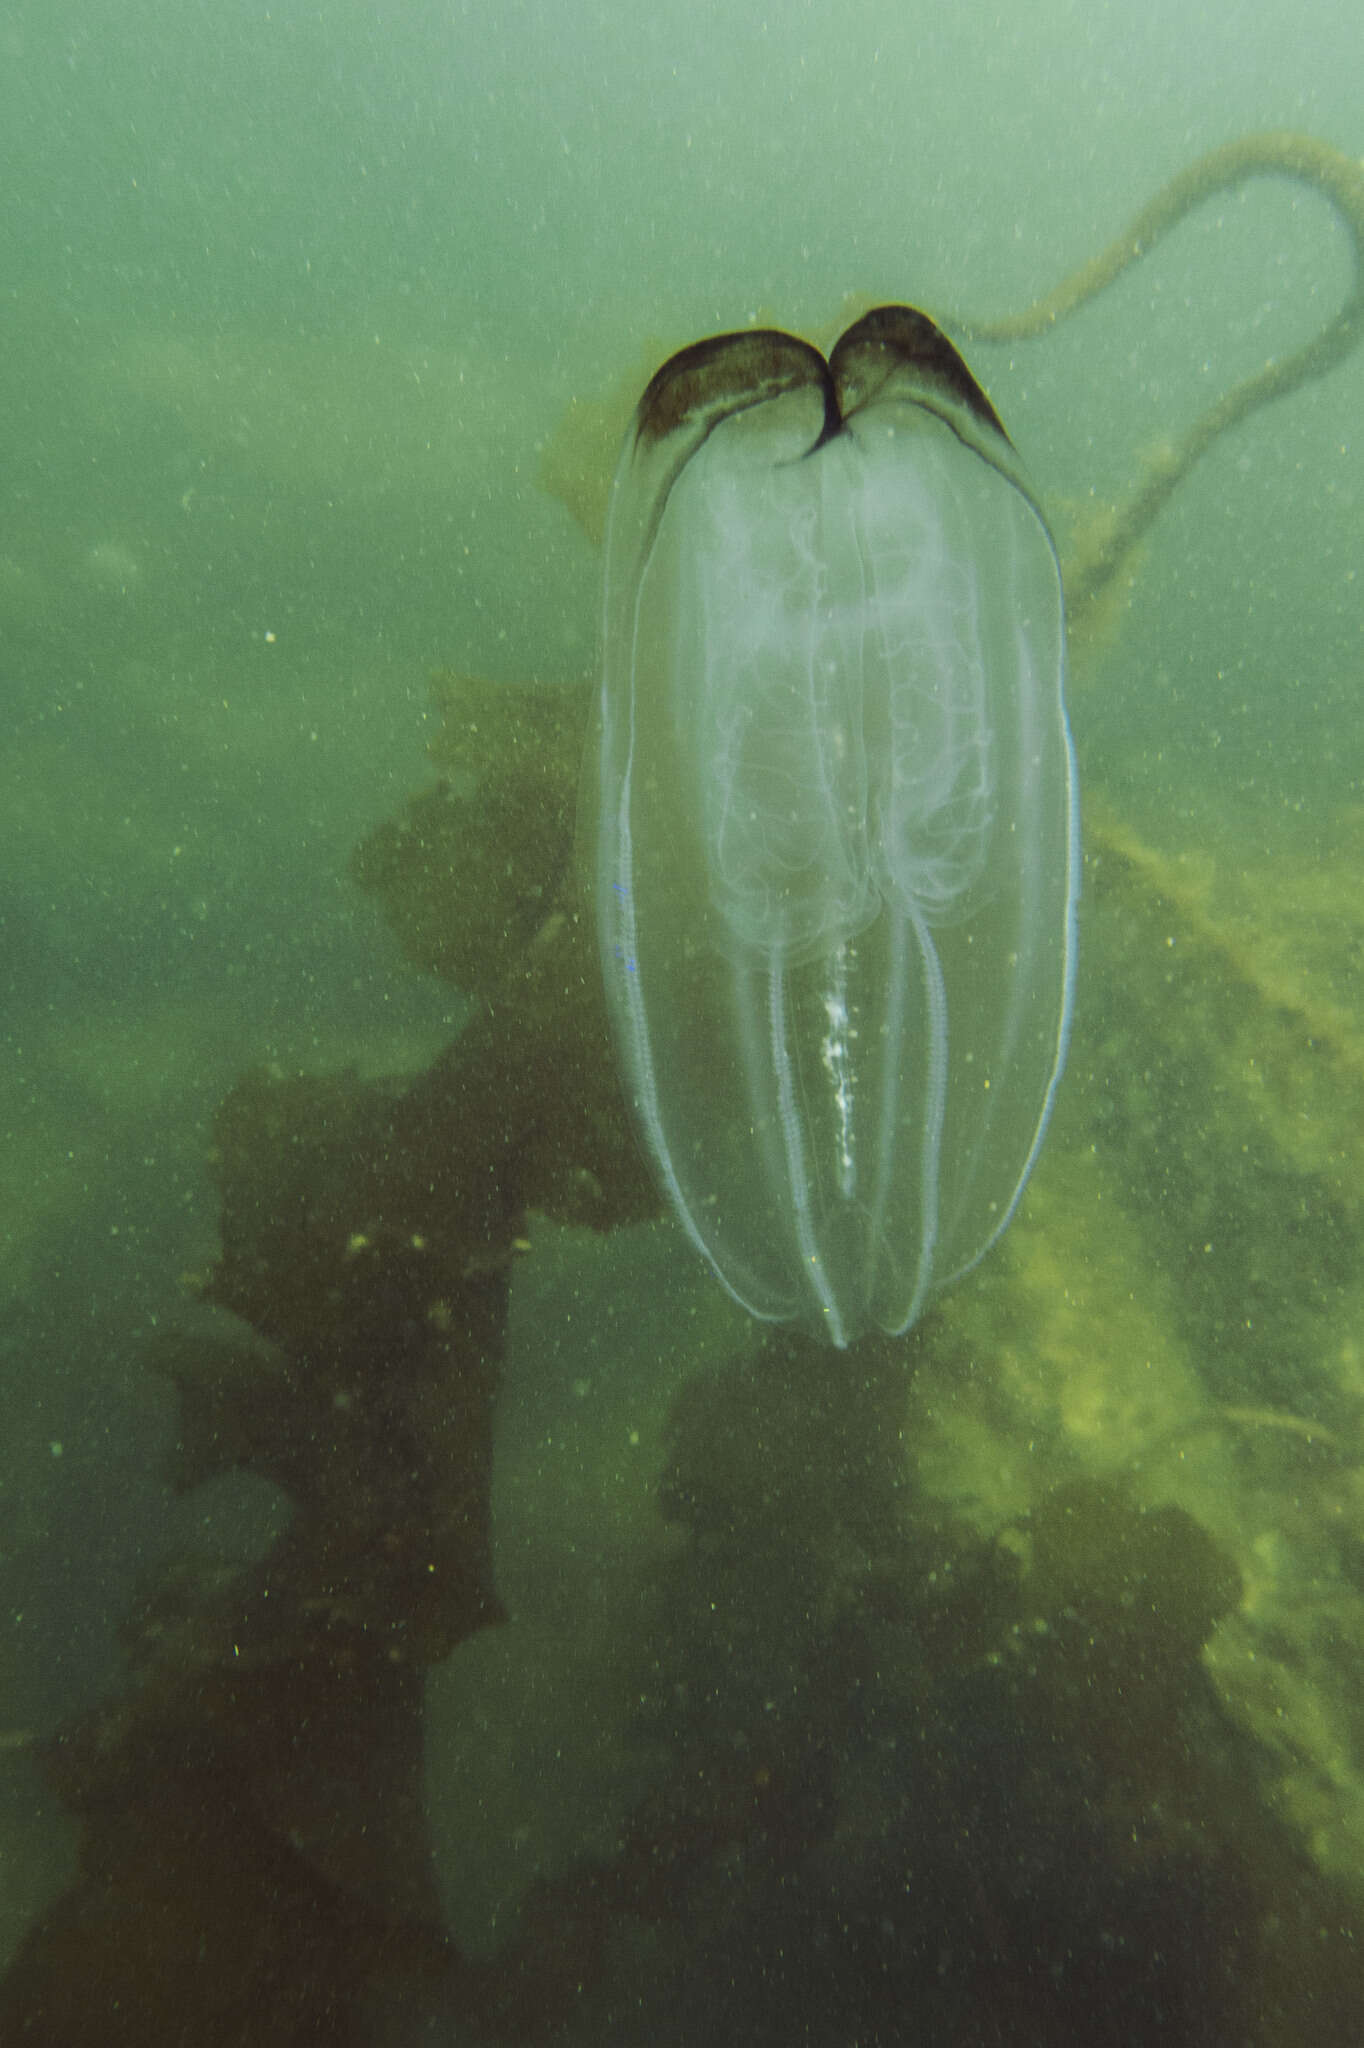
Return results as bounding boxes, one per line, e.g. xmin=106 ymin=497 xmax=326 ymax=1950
xmin=951 ymin=131 xmax=1364 ymax=630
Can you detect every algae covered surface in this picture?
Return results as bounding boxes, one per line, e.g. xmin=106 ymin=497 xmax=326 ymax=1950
xmin=14 ymin=622 xmax=1364 ymax=2039
xmin=360 ymin=656 xmax=1364 ymax=2039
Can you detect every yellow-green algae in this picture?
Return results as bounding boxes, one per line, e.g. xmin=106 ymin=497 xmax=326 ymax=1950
xmin=368 ymin=661 xmax=1364 ymax=2013
xmin=371 ymin=145 xmax=1364 ymax=2009
xmin=903 ymin=774 xmax=1364 ymax=1889
xmin=9 ymin=638 xmax=1363 ymax=2041
xmin=519 ymin=135 xmax=1364 ymax=1920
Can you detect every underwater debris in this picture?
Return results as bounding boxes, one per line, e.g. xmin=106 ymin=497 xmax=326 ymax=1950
xmin=5 ymin=649 xmax=1364 ymax=2042
xmin=1077 ymin=801 xmax=1364 ymax=1422
xmin=0 ymin=1062 xmax=502 ymax=2042
xmin=1085 ymin=798 xmax=1364 ymax=1197
xmin=350 ymin=672 xmax=591 ymax=999
xmin=0 ymin=674 xmax=652 ymax=2043
xmin=348 ymin=676 xmax=658 ymax=1237
xmin=484 ymin=1338 xmax=1364 ymax=2047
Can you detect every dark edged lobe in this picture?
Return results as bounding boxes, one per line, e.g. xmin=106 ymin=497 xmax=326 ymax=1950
xmin=830 ymin=304 xmax=1011 ymax=446
xmin=634 ymin=327 xmax=833 ymax=450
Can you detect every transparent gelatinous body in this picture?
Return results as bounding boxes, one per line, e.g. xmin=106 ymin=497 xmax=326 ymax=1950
xmin=591 ymin=306 xmax=1077 ymax=1347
